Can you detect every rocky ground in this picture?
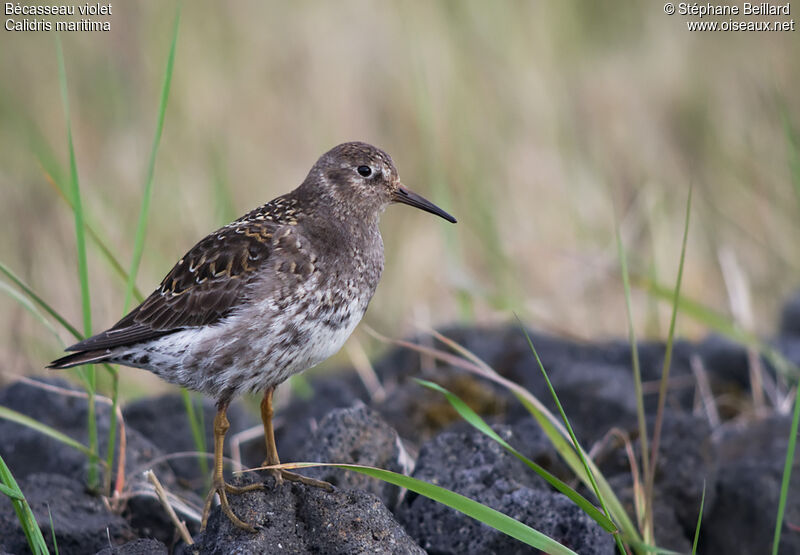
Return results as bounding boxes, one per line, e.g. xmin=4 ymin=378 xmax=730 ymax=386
xmin=1 ymin=292 xmax=799 ymax=554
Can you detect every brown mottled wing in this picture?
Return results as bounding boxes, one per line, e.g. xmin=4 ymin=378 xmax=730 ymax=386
xmin=65 ymin=218 xmax=277 ymax=352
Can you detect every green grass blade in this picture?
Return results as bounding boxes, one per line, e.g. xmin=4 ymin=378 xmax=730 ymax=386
xmin=56 ymin=35 xmax=98 ymax=491
xmin=647 ymin=186 xmax=692 ymax=536
xmin=641 ymin=281 xmax=738 ymax=337
xmin=48 ymin=507 xmax=59 ymax=555
xmin=692 ymin=481 xmax=706 ymax=554
xmin=0 ymin=262 xmax=82 ymax=340
xmin=516 ymin=321 xmax=626 ymax=554
xmin=281 ymin=462 xmax=578 ymax=555
xmin=180 ymin=390 xmax=209 ymax=480
xmin=615 ymin=220 xmax=651 ymax=540
xmin=103 ymin=370 xmax=120 ymax=496
xmin=0 ymin=455 xmax=50 ymax=555
xmin=0 ymin=281 xmax=63 ymax=346
xmin=0 ymin=406 xmax=93 ymax=458
xmin=0 ymin=482 xmax=21 ymax=498
xmin=55 ymin=39 xmax=90 ymax=342
xmin=416 ymin=378 xmax=617 ymax=533
xmin=123 ymin=6 xmax=180 ymax=313
xmin=290 ymin=373 xmax=314 ymax=399
xmin=772 ymin=382 xmax=800 ymax=555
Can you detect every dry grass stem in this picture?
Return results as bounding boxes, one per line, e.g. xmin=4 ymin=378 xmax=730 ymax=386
xmin=718 ymin=247 xmax=765 ymax=411
xmin=690 ymin=355 xmax=720 ymax=428
xmin=145 ymin=469 xmax=195 ymax=544
xmin=345 ymin=336 xmax=386 ymax=403
xmin=609 ymin=429 xmax=644 ymax=538
xmin=413 ymin=305 xmax=438 ymax=376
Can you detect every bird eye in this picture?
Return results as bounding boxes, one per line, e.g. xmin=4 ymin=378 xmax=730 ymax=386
xmin=357 ymin=165 xmax=372 ymax=177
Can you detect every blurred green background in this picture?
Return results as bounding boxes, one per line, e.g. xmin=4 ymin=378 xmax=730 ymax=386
xmin=1 ymin=2 xmax=798 ymax=399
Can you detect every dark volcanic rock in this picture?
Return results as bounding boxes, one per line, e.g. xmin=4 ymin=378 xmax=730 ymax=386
xmin=96 ymin=538 xmax=168 ymax=554
xmin=193 ymin=476 xmax=424 ymax=554
xmin=779 ymin=289 xmax=800 ymax=337
xmin=699 ymin=415 xmax=800 ymax=554
xmin=0 ymin=378 xmax=93 ymax=482
xmin=403 ymin=423 xmax=550 ymax=493
xmin=651 ymin=412 xmax=716 ymax=532
xmin=776 ymin=335 xmax=800 ymax=372
xmin=0 ymin=379 xmax=199 ymax=550
xmin=3 ymin=314 xmax=795 ymax=554
xmin=508 ymin=417 xmax=573 ymax=478
xmin=597 ymin=411 xmax=716 ymax=546
xmin=0 ymin=473 xmax=135 ymax=554
xmin=300 ymin=402 xmax=409 ymax=508
xmin=604 ymin=473 xmax=693 ymax=553
xmin=696 ymin=335 xmax=751 ymax=391
xmin=0 ymin=378 xmax=164 ymax=487
xmin=396 ymin=426 xmax=614 ymax=554
xmin=649 ymin=497 xmax=693 ymax=553
xmin=544 ymin=361 xmax=639 ymax=443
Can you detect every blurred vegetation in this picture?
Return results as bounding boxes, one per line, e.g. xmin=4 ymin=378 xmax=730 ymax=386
xmin=0 ymin=1 xmax=798 ymax=400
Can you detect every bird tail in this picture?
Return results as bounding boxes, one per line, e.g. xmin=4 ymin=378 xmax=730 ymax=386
xmin=48 ymin=350 xmax=112 ymax=369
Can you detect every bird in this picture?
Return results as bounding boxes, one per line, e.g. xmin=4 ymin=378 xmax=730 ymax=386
xmin=48 ymin=141 xmax=456 ymax=532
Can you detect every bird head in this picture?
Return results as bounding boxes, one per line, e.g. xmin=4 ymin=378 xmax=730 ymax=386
xmin=308 ymin=142 xmax=457 ymax=224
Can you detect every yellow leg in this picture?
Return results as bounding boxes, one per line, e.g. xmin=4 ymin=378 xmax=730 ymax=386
xmin=261 ymin=387 xmax=281 ymax=468
xmin=200 ymin=401 xmax=265 ymax=532
xmin=260 ymin=386 xmax=333 ymax=491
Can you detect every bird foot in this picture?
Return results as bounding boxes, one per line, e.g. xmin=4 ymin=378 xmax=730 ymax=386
xmin=200 ymin=477 xmax=265 ymax=532
xmin=262 ymin=463 xmax=333 ymax=491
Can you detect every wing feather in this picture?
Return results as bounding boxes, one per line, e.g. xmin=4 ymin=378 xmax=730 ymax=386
xmin=65 ymin=218 xmax=280 ymax=352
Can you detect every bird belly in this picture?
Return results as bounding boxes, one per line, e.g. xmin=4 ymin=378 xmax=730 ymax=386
xmin=248 ymin=296 xmax=367 ymax=388
xmin=140 ymin=289 xmax=370 ymax=399
xmin=288 ymin=305 xmax=363 ymax=371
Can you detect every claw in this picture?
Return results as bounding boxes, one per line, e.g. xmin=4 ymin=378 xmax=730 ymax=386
xmin=263 ymin=464 xmax=284 ymax=487
xmin=261 ymin=465 xmax=333 ymax=491
xmin=201 ymin=478 xmax=265 ymax=532
xmin=280 ymin=469 xmax=333 ymax=490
